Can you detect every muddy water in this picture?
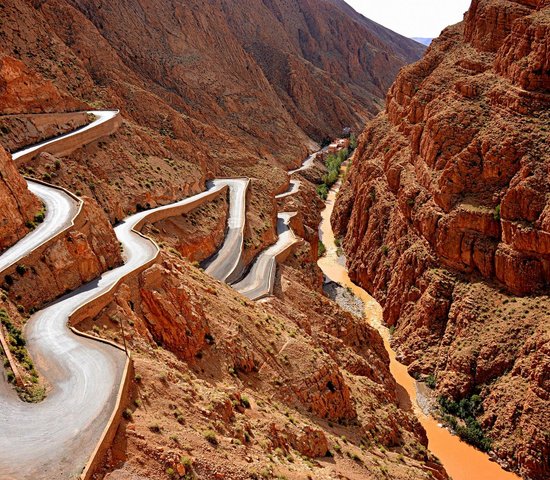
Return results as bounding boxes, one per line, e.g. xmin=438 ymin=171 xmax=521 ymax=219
xmin=317 ymin=181 xmax=521 ymax=480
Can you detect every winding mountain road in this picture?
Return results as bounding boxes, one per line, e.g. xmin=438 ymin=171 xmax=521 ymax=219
xmin=0 ymin=110 xmax=119 ymax=274
xmin=227 ymin=149 xmax=319 ymax=299
xmin=12 ymin=110 xmax=119 ymax=162
xmin=288 ymin=151 xmax=319 ymax=174
xmin=275 ymin=180 xmax=301 ymax=199
xmin=0 ymin=109 xmax=318 ymax=478
xmin=0 ymin=182 xmax=227 ymax=479
xmin=0 ymin=182 xmax=78 ymax=273
xmin=204 ymin=178 xmax=249 ymax=283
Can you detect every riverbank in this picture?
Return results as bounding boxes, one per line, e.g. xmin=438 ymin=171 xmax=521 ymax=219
xmin=317 ymin=179 xmax=522 ymax=480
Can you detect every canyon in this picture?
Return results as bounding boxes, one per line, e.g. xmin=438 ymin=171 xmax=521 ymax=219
xmin=0 ymin=0 xmax=443 ymax=479
xmin=0 ymin=0 xmax=547 ymax=479
xmin=333 ymin=0 xmax=549 ymax=479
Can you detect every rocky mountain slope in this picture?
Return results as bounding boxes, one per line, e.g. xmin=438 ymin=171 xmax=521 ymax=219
xmin=0 ymin=0 xmax=423 ymax=250
xmin=0 ymin=0 xmax=442 ymax=478
xmin=0 ymin=145 xmax=41 ymax=253
xmin=333 ymin=1 xmax=549 ymax=478
xmin=77 ymin=231 xmax=447 ymax=480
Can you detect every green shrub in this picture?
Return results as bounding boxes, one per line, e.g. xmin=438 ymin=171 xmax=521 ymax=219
xmin=203 ymin=429 xmax=218 ymax=445
xmin=15 ymin=264 xmax=27 ymax=276
xmin=240 ymin=395 xmax=251 ymax=409
xmin=34 ymin=211 xmax=45 ymax=224
xmin=149 ymin=423 xmax=161 ymax=433
xmin=494 ymin=205 xmax=501 ymax=221
xmin=318 ymin=240 xmax=326 ymax=257
xmin=439 ymin=394 xmax=491 ymax=451
xmin=316 ymin=183 xmax=329 ymax=200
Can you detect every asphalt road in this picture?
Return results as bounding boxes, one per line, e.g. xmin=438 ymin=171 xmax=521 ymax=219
xmin=12 ymin=110 xmax=119 ymax=161
xmin=0 ymin=111 xmax=226 ymax=479
xmin=0 ymin=181 xmax=78 ymax=273
xmin=288 ymin=150 xmax=322 ymax=174
xmin=0 ymin=110 xmax=119 ymax=273
xmin=0 ymin=182 xmax=226 ymax=479
xmin=275 ymin=179 xmax=301 ymax=199
xmin=232 ymin=212 xmax=298 ymax=300
xmin=204 ymin=178 xmax=248 ymax=283
xmin=0 ymin=112 xmax=318 ymax=477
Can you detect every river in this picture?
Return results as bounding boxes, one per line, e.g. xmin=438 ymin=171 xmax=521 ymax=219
xmin=317 ymin=179 xmax=521 ymax=480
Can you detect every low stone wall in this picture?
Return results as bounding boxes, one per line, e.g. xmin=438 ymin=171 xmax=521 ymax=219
xmin=78 ymin=345 xmax=133 ymax=480
xmin=14 ymin=112 xmax=122 ymax=164
xmin=275 ymin=237 xmax=303 ymax=266
xmin=0 ymin=325 xmax=23 ymax=387
xmin=134 ymin=185 xmax=228 ymax=231
xmin=0 ymin=112 xmax=89 ymax=153
xmin=257 ymin=232 xmax=303 ymax=301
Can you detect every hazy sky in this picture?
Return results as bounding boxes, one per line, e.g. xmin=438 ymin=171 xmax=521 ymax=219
xmin=344 ymin=0 xmax=472 ymax=38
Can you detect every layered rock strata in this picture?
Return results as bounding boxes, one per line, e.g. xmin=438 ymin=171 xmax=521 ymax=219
xmin=333 ymin=1 xmax=550 ymax=478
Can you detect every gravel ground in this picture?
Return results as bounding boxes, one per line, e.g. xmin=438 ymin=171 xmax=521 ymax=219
xmin=323 ymin=280 xmax=365 ymax=318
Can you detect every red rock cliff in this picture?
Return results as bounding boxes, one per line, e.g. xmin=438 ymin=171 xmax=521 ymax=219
xmin=333 ymin=1 xmax=549 ymax=478
xmin=0 ymin=146 xmax=41 ymax=253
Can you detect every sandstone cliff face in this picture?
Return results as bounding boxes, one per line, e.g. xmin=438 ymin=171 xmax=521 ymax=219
xmin=220 ymin=0 xmax=425 ymax=139
xmin=0 ymin=56 xmax=85 ymax=114
xmin=333 ymin=1 xmax=549 ymax=478
xmin=0 ymin=146 xmax=41 ymax=253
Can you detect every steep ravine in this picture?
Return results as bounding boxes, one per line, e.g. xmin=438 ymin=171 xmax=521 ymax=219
xmin=320 ymin=178 xmax=521 ymax=480
xmin=332 ymin=1 xmax=550 ymax=478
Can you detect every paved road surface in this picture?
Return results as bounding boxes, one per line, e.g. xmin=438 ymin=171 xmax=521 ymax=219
xmin=0 ymin=182 xmax=78 ymax=273
xmin=0 ymin=110 xmax=118 ymax=274
xmin=0 ymin=114 xmax=319 ymax=478
xmin=232 ymin=212 xmax=299 ymax=300
xmin=0 ymin=184 xmax=226 ymax=479
xmin=12 ymin=110 xmax=118 ymax=161
xmin=275 ymin=180 xmax=301 ymax=199
xmin=288 ymin=151 xmax=319 ymax=174
xmin=204 ymin=178 xmax=248 ymax=283
xmin=0 ymin=112 xmax=225 ymax=479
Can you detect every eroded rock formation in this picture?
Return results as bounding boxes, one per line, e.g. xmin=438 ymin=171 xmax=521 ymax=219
xmin=0 ymin=146 xmax=41 ymax=253
xmin=333 ymin=1 xmax=549 ymax=478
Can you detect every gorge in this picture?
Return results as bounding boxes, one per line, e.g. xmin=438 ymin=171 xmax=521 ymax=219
xmin=0 ymin=0 xmax=548 ymax=479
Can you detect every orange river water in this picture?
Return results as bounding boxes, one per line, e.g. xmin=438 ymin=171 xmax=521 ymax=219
xmin=317 ymin=180 xmax=521 ymax=480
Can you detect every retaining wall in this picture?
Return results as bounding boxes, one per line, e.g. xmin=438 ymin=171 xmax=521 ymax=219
xmin=0 ymin=325 xmax=23 ymax=387
xmin=73 ymin=185 xmax=228 ymax=480
xmin=14 ymin=112 xmax=122 ymax=164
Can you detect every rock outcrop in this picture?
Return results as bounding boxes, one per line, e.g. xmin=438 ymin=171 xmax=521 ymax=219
xmin=333 ymin=1 xmax=549 ymax=478
xmin=0 ymin=56 xmax=85 ymax=114
xmin=142 ymin=191 xmax=229 ymax=264
xmin=0 ymin=146 xmax=41 ymax=253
